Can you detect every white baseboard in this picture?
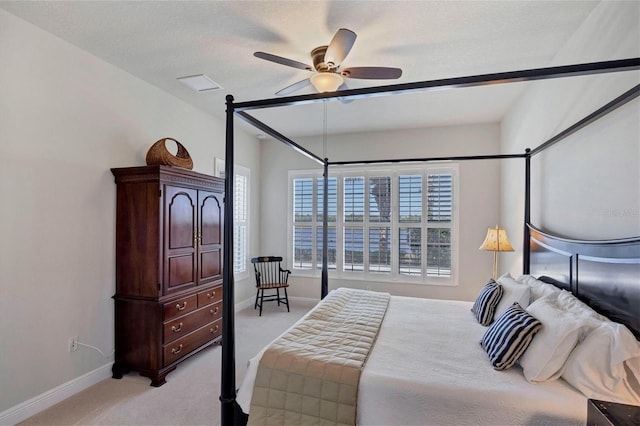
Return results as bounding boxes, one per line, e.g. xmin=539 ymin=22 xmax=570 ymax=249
xmin=235 ymin=295 xmax=255 ymax=311
xmin=0 ymin=363 xmax=113 ymax=426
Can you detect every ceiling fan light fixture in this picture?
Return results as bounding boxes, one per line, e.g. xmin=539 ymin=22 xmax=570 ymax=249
xmin=310 ymin=72 xmax=344 ymax=93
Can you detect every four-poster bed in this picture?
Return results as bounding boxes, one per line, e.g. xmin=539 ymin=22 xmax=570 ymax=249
xmin=221 ymin=58 xmax=640 ymax=425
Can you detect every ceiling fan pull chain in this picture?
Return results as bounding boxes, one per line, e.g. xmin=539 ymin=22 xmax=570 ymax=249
xmin=323 ymin=102 xmax=328 ymax=159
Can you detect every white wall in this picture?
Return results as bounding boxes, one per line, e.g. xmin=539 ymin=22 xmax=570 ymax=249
xmin=500 ymin=1 xmax=640 ymax=277
xmin=0 ymin=9 xmax=259 ymax=417
xmin=259 ymin=124 xmax=503 ymax=302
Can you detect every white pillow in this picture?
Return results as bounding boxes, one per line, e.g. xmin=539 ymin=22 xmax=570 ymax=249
xmin=516 ymin=274 xmax=562 ymax=301
xmin=519 ymin=294 xmax=588 ymax=382
xmin=495 ymin=275 xmax=531 ymax=317
xmin=562 ymin=321 xmax=640 ymax=405
xmin=555 ymin=290 xmax=609 ymax=323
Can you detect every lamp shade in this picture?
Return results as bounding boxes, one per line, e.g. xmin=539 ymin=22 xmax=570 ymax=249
xmin=479 ymin=226 xmax=514 ymax=252
xmin=310 ymin=72 xmax=344 ymax=93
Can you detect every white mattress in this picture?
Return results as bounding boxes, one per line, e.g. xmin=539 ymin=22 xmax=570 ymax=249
xmin=237 ymin=294 xmax=588 ymax=425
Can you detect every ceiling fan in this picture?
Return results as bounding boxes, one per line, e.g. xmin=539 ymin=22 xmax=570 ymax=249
xmin=254 ymin=28 xmax=403 ymax=96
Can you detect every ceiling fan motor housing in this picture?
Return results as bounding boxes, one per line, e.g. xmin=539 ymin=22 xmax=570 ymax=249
xmin=311 ymin=46 xmax=333 ymax=72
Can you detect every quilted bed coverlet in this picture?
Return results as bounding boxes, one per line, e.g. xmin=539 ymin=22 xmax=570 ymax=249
xmin=248 ymin=288 xmax=390 ymax=426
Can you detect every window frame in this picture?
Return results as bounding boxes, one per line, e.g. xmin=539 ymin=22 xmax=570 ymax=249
xmin=288 ymin=164 xmax=459 ymax=286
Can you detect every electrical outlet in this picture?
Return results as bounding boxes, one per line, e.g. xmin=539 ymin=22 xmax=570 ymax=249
xmin=68 ymin=336 xmax=78 ymax=352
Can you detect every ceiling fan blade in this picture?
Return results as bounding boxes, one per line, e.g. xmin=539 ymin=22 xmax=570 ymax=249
xmin=254 ymin=52 xmax=313 ymax=71
xmin=325 ymin=28 xmax=357 ymax=67
xmin=341 ymin=67 xmax=403 ymax=79
xmin=337 ymin=83 xmax=355 ymax=104
xmin=275 ymin=78 xmax=312 ymax=96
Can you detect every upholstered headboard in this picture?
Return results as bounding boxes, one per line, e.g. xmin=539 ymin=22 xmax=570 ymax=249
xmin=527 ymin=224 xmax=640 ymax=339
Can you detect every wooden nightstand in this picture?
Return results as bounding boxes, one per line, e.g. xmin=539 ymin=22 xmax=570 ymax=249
xmin=587 ymin=399 xmax=640 ymax=426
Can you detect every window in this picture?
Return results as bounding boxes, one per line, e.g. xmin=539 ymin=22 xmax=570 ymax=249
xmin=233 ymin=165 xmax=250 ymax=278
xmin=289 ymin=164 xmax=457 ymax=284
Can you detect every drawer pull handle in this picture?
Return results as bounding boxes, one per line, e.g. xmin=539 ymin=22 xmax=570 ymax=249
xmin=171 ymin=322 xmax=183 ymax=332
xmin=207 ymin=291 xmax=215 ymax=299
xmin=176 ymin=301 xmax=188 ymax=311
xmin=210 ymin=307 xmax=219 ymax=315
xmin=171 ymin=344 xmax=183 ymax=355
xmin=210 ymin=325 xmax=219 ymax=334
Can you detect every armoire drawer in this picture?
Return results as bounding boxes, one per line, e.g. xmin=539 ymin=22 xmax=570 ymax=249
xmin=163 ymin=301 xmax=223 ymax=343
xmin=198 ymin=285 xmax=223 ymax=307
xmin=163 ymin=294 xmax=198 ymax=321
xmin=163 ymin=319 xmax=222 ymax=365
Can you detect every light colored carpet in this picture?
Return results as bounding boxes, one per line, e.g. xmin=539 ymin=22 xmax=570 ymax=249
xmin=20 ymin=299 xmax=317 ymax=426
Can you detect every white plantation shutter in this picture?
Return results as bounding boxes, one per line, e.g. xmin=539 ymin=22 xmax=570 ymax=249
xmin=427 ymin=173 xmax=452 ymax=222
xmin=316 ymin=226 xmax=337 ymax=270
xmin=399 ymin=175 xmax=422 ymax=222
xmin=294 ymin=178 xmax=313 ymax=222
xmin=399 ymin=227 xmax=422 ymax=276
xmin=293 ymin=178 xmax=314 ymax=269
xmin=426 ymin=228 xmax=451 ymax=277
xmin=288 ymin=165 xmax=457 ymax=283
xmin=369 ymin=227 xmax=391 ymax=273
xmin=426 ymin=173 xmax=453 ymax=277
xmin=343 ymin=227 xmax=364 ymax=271
xmin=344 ymin=177 xmax=365 ymax=223
xmin=233 ymin=167 xmax=250 ymax=276
xmin=317 ymin=177 xmax=337 ymax=223
xmin=293 ymin=226 xmax=313 ymax=268
xmin=343 ymin=177 xmax=365 ymax=271
xmin=369 ymin=176 xmax=392 ymax=273
xmin=369 ymin=176 xmax=391 ymax=223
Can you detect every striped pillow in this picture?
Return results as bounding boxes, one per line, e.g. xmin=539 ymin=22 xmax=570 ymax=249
xmin=480 ymin=302 xmax=543 ymax=370
xmin=471 ymin=279 xmax=503 ymax=326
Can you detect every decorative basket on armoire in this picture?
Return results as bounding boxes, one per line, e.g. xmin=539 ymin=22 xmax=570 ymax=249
xmin=145 ymin=137 xmax=193 ymax=170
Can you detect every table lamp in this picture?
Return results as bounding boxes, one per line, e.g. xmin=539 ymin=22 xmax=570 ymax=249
xmin=479 ymin=226 xmax=514 ymax=279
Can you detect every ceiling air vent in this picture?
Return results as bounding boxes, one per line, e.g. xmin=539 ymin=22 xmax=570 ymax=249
xmin=177 ymin=74 xmax=222 ymax=92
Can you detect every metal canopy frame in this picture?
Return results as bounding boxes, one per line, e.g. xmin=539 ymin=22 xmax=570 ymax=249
xmin=221 ymin=57 xmax=640 ymax=425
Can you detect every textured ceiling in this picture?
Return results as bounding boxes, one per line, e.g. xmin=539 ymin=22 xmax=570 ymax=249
xmin=1 ymin=1 xmax=604 ymax=137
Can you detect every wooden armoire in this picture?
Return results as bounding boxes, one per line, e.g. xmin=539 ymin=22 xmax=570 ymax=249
xmin=110 ymin=165 xmax=224 ymax=386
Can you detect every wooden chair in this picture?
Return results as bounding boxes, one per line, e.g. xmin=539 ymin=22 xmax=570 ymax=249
xmin=251 ymin=256 xmax=291 ymax=316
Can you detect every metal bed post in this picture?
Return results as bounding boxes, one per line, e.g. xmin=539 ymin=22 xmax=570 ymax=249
xmin=523 ymin=148 xmax=531 ymax=275
xmin=321 ymin=159 xmax=329 ymax=299
xmin=221 ymin=95 xmax=237 ymax=426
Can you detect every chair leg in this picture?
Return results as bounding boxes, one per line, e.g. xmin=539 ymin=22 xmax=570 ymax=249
xmin=276 ymin=288 xmax=281 ymax=306
xmin=259 ymin=289 xmax=264 ymax=316
xmin=254 ymin=288 xmax=259 ymax=310
xmin=284 ymin=288 xmax=290 ymax=312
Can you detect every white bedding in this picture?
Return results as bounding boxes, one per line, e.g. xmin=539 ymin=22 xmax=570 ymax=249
xmin=238 ymin=293 xmax=587 ymax=425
